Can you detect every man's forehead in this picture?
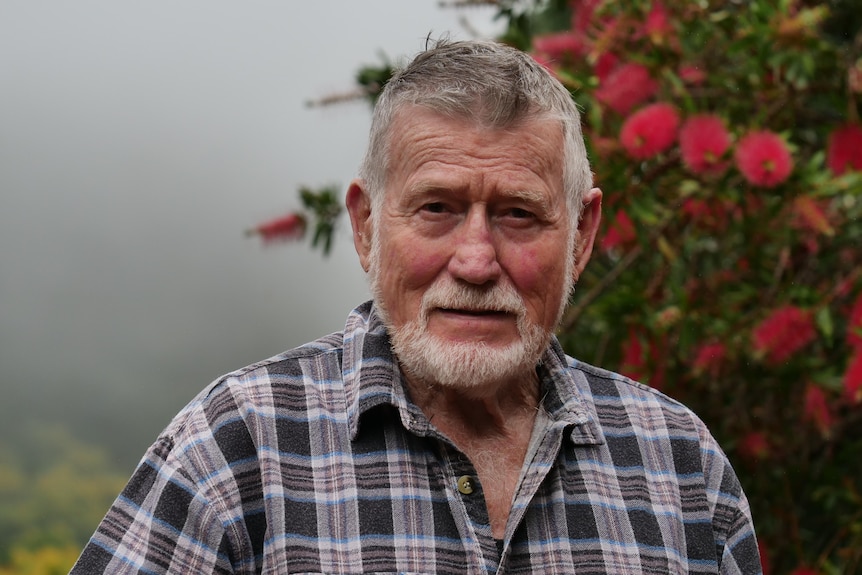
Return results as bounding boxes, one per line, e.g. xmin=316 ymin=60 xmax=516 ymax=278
xmin=385 ymin=105 xmax=565 ymax=175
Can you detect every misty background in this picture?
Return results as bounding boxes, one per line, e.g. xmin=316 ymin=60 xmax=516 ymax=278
xmin=0 ymin=2 xmax=501 ymax=474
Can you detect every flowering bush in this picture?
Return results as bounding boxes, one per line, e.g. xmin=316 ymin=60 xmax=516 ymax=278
xmin=283 ymin=0 xmax=862 ymax=571
xmin=512 ymin=1 xmax=862 ymax=572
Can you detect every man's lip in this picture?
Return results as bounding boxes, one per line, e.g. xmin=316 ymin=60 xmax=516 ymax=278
xmin=437 ymin=308 xmax=511 ymax=316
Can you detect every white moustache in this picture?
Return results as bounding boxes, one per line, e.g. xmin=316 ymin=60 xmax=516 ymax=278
xmin=419 ymin=280 xmax=526 ymax=319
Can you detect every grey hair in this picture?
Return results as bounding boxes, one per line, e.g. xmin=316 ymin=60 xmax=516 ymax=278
xmin=357 ymin=38 xmax=593 ymax=224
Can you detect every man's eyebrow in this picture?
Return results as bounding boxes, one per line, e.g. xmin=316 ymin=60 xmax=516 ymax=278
xmin=401 ymin=183 xmax=555 ymax=213
xmin=500 ymin=189 xmax=553 ymax=213
xmin=401 ymin=182 xmax=461 ymax=202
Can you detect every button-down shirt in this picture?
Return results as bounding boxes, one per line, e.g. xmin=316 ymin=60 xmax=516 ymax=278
xmin=70 ymin=301 xmax=761 ymax=574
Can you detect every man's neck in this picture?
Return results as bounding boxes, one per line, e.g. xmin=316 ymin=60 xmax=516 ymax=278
xmin=405 ymin=371 xmax=541 ymax=440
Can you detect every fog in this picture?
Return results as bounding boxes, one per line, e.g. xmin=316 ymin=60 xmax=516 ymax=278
xmin=0 ymin=1 xmax=500 ymax=471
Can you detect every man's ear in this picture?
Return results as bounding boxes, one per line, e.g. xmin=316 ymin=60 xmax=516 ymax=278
xmin=346 ymin=179 xmax=373 ymax=272
xmin=572 ymin=187 xmax=603 ymax=282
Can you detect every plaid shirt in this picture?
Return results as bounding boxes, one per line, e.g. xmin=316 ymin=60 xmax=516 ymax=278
xmin=71 ymin=301 xmax=761 ymax=574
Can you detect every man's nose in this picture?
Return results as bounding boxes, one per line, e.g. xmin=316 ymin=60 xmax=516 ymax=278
xmin=447 ymin=208 xmax=502 ymax=285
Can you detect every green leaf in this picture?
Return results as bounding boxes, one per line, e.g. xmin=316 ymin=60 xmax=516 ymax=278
xmin=816 ymin=306 xmax=834 ymax=342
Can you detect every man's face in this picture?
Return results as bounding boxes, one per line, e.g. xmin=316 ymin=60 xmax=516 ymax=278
xmin=361 ymin=107 xmax=578 ymax=390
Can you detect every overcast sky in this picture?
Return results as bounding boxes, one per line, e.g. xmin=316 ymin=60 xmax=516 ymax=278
xmin=0 ymin=1 xmax=501 ymax=468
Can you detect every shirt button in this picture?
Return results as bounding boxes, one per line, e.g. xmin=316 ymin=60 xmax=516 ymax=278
xmin=457 ymin=475 xmax=475 ymax=495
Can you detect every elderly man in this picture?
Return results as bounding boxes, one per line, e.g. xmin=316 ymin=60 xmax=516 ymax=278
xmin=71 ymin=40 xmax=761 ymax=574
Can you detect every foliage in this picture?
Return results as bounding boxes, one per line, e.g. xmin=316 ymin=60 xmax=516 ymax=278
xmin=294 ymin=0 xmax=862 ymax=572
xmin=0 ymin=424 xmax=127 ymax=573
xmin=0 ymin=546 xmax=81 ymax=575
xmin=355 ymin=57 xmax=396 ymax=106
xmin=246 ymin=186 xmax=342 ymax=255
xmin=299 ymin=185 xmax=343 ymax=255
xmin=509 ymin=1 xmax=862 ymax=572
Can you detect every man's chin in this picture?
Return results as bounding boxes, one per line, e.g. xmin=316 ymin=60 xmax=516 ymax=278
xmin=424 ymin=330 xmax=521 ymax=350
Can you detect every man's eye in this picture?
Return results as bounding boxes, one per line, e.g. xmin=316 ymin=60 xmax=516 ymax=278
xmin=422 ymin=202 xmax=448 ymax=214
xmin=507 ymin=207 xmax=534 ymax=219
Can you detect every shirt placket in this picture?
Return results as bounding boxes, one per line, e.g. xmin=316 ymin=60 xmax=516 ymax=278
xmin=435 ymin=440 xmax=502 ymax=575
xmin=497 ymin=410 xmax=571 ymax=574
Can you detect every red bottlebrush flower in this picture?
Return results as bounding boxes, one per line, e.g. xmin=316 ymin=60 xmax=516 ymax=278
xmin=848 ymin=294 xmax=862 ymax=348
xmin=682 ymin=198 xmax=712 ymax=220
xmin=620 ymin=103 xmax=680 ymax=160
xmin=692 ymin=342 xmax=725 ymax=377
xmin=834 ymin=276 xmax=855 ymax=300
xmin=644 ymin=1 xmax=675 ymax=45
xmin=679 ymin=115 xmax=731 ymax=176
xmin=679 ymin=64 xmax=707 ymax=85
xmin=826 ymin=123 xmax=862 ymax=176
xmin=601 ymin=209 xmax=637 ymax=251
xmin=738 ymin=431 xmax=770 ymax=463
xmin=619 ymin=328 xmax=666 ymax=388
xmin=751 ymin=305 xmax=816 ymax=364
xmin=594 ymin=52 xmax=619 ymax=82
xmin=595 ymin=63 xmax=658 ymax=114
xmin=734 ymin=131 xmax=793 ymax=187
xmin=533 ymin=32 xmax=588 ymax=62
xmin=803 ymin=384 xmax=833 ymax=437
xmin=620 ymin=328 xmax=646 ymax=382
xmin=571 ymin=0 xmax=603 ymax=34
xmin=845 ymin=350 xmax=862 ymax=404
xmin=684 ymin=197 xmax=737 ymax=231
xmin=246 ymin=212 xmax=306 ymax=243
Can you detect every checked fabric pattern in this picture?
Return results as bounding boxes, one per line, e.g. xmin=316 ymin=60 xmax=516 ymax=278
xmin=70 ymin=301 xmax=761 ymax=574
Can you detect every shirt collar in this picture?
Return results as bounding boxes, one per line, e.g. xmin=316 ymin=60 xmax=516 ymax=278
xmin=342 ymin=301 xmax=603 ymax=446
xmin=342 ymin=301 xmax=427 ymax=441
xmin=536 ymin=337 xmax=605 ymax=446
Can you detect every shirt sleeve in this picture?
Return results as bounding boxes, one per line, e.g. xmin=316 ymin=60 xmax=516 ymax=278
xmin=699 ymin=426 xmax=763 ymax=575
xmin=719 ymin=503 xmax=763 ymax=575
xmin=68 ymin=434 xmax=238 ymax=575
